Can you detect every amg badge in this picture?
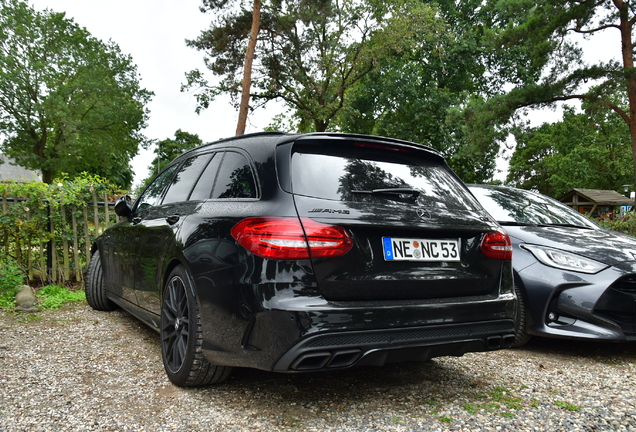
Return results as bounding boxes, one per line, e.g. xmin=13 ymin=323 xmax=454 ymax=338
xmin=308 ymin=208 xmax=350 ymax=214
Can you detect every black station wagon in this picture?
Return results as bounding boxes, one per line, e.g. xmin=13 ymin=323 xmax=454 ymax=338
xmin=85 ymin=132 xmax=517 ymax=386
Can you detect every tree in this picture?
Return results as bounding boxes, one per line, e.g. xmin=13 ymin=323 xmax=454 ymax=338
xmin=183 ymin=0 xmax=443 ymax=132
xmin=466 ymin=0 xmax=636 ymax=191
xmin=335 ymin=0 xmax=497 ymax=182
xmin=0 ymin=0 xmax=152 ymax=186
xmin=237 ymin=0 xmax=261 ymax=135
xmin=138 ymin=129 xmax=203 ymax=190
xmin=507 ymin=106 xmax=633 ymax=197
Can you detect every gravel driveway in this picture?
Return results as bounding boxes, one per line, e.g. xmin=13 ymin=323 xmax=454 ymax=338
xmin=1 ymin=302 xmax=635 ymax=431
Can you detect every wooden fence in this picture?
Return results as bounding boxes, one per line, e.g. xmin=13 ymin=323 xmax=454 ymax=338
xmin=1 ymin=194 xmax=120 ymax=285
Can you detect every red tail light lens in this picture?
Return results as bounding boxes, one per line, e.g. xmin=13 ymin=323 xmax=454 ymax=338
xmin=231 ymin=217 xmax=353 ymax=259
xmin=480 ymin=229 xmax=513 ymax=260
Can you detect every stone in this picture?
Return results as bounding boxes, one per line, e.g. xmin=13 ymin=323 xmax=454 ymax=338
xmin=14 ymin=285 xmax=39 ymax=313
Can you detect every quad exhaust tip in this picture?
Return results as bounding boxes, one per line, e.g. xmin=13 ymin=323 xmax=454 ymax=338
xmin=488 ymin=334 xmax=516 ymax=350
xmin=291 ymin=349 xmax=362 ymax=371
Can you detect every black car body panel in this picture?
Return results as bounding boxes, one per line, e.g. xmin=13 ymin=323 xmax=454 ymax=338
xmin=469 ymin=184 xmax=636 ymax=342
xmin=90 ymin=133 xmax=516 ymax=381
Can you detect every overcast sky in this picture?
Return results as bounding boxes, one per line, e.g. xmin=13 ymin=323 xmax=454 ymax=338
xmin=30 ymin=0 xmax=276 ymax=186
xmin=28 ymin=1 xmax=620 ymax=186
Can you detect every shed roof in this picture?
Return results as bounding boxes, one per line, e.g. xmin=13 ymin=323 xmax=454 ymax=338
xmin=559 ymin=188 xmax=634 ymax=206
xmin=0 ymin=156 xmax=40 ymax=181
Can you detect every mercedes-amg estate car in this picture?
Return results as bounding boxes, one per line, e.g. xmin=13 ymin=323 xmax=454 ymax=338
xmin=470 ymin=184 xmax=636 ymax=346
xmin=86 ymin=132 xmax=516 ymax=386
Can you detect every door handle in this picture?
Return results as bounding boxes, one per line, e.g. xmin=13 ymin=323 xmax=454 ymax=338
xmin=132 ymin=216 xmax=142 ymax=225
xmin=166 ymin=214 xmax=180 ymax=225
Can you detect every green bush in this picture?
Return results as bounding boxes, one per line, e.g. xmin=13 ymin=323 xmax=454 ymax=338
xmin=0 ymin=257 xmax=26 ymax=310
xmin=0 ymin=173 xmax=124 ymax=283
xmin=595 ymin=212 xmax=636 ymax=236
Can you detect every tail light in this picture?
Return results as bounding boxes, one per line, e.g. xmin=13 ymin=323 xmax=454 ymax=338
xmin=231 ymin=217 xmax=353 ymax=259
xmin=480 ymin=228 xmax=513 ymax=260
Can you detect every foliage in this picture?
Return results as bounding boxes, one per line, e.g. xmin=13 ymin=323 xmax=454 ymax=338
xmin=335 ymin=0 xmax=498 ymax=182
xmin=0 ymin=0 xmax=152 ymax=187
xmin=554 ymin=400 xmax=581 ymax=412
xmin=467 ymin=0 xmax=636 ymax=187
xmin=138 ymin=130 xmax=203 ymax=191
xmin=36 ymin=284 xmax=86 ymax=310
xmin=0 ymin=174 xmax=122 ymax=282
xmin=595 ymin=212 xmax=636 ymax=236
xmin=507 ymin=106 xmax=633 ymax=197
xmin=184 ymin=0 xmax=444 ymax=132
xmin=0 ymin=256 xmax=25 ymax=310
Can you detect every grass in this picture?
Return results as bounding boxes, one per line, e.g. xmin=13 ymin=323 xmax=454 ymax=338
xmin=0 ymin=283 xmax=85 ymax=312
xmin=0 ymin=290 xmax=17 ymax=310
xmin=555 ymin=401 xmax=581 ymax=412
xmin=36 ymin=284 xmax=86 ymax=309
xmin=458 ymin=385 xmax=527 ymax=418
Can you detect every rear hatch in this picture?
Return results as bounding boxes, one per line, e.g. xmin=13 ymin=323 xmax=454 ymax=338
xmin=285 ymin=136 xmax=508 ymax=302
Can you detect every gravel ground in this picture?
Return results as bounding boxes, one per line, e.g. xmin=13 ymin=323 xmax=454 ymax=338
xmin=1 ymin=302 xmax=636 ymax=431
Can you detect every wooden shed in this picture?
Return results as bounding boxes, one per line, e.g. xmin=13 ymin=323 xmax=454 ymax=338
xmin=559 ymin=188 xmax=634 ymax=216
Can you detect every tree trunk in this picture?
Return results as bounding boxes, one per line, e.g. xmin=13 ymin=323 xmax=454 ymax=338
xmin=42 ymin=169 xmax=53 ymax=184
xmin=236 ymin=0 xmax=261 ymax=136
xmin=616 ymin=0 xmax=636 ymax=204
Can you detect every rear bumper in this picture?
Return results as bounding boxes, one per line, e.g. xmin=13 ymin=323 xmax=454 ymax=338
xmin=200 ymin=291 xmax=516 ymax=371
xmin=273 ymin=320 xmax=515 ymax=372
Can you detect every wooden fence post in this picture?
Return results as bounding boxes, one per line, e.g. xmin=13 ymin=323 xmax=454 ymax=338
xmin=60 ymin=198 xmax=70 ymax=282
xmin=83 ymin=206 xmax=90 ymax=270
xmin=92 ymin=187 xmax=99 ymax=237
xmin=1 ymin=195 xmax=7 ymax=253
xmin=71 ymin=205 xmax=80 ymax=282
xmin=46 ymin=200 xmax=56 ymax=283
xmin=104 ymin=193 xmax=110 ymax=230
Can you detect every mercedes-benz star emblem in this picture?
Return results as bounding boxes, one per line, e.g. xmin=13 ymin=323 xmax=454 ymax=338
xmin=416 ymin=207 xmax=431 ymax=221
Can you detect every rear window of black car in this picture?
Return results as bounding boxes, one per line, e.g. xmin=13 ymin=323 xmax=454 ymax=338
xmin=290 ymin=141 xmax=480 ymax=210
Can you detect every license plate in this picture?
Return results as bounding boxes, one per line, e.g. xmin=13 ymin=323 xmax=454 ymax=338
xmin=383 ymin=237 xmax=460 ymax=262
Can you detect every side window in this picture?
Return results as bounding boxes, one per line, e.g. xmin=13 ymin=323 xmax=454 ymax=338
xmin=211 ymin=152 xmax=257 ymax=199
xmin=190 ymin=152 xmax=222 ymax=201
xmin=162 ymin=154 xmax=213 ymax=205
xmin=135 ymin=164 xmax=179 ymax=212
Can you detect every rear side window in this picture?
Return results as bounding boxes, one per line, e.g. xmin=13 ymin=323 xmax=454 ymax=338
xmin=291 ymin=142 xmax=479 ymax=210
xmin=211 ymin=152 xmax=257 ymax=199
xmin=190 ymin=151 xmax=257 ymax=200
xmin=162 ymin=154 xmax=214 ymax=204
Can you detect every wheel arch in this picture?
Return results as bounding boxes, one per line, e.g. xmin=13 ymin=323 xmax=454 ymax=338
xmin=513 ymin=271 xmax=533 ymax=327
xmin=162 ymin=258 xmax=197 ymax=298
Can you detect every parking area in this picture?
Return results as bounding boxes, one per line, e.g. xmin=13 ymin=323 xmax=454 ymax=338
xmin=1 ymin=303 xmax=635 ymax=431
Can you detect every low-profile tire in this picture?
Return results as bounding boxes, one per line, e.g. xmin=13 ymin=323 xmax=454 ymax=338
xmin=513 ymin=282 xmax=532 ymax=347
xmin=160 ymin=266 xmax=232 ymax=387
xmin=85 ymin=251 xmax=118 ymax=311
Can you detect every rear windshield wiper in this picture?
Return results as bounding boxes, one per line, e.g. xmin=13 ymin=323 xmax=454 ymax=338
xmin=536 ymin=223 xmax=594 ymax=229
xmin=352 ymin=188 xmax=421 ymax=203
xmin=498 ymin=221 xmax=539 ymax=227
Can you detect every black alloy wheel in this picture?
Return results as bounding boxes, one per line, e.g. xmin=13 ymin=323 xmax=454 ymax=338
xmin=160 ymin=266 xmax=231 ymax=386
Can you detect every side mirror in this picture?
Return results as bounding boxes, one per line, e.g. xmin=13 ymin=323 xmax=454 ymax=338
xmin=114 ymin=195 xmax=134 ymax=217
